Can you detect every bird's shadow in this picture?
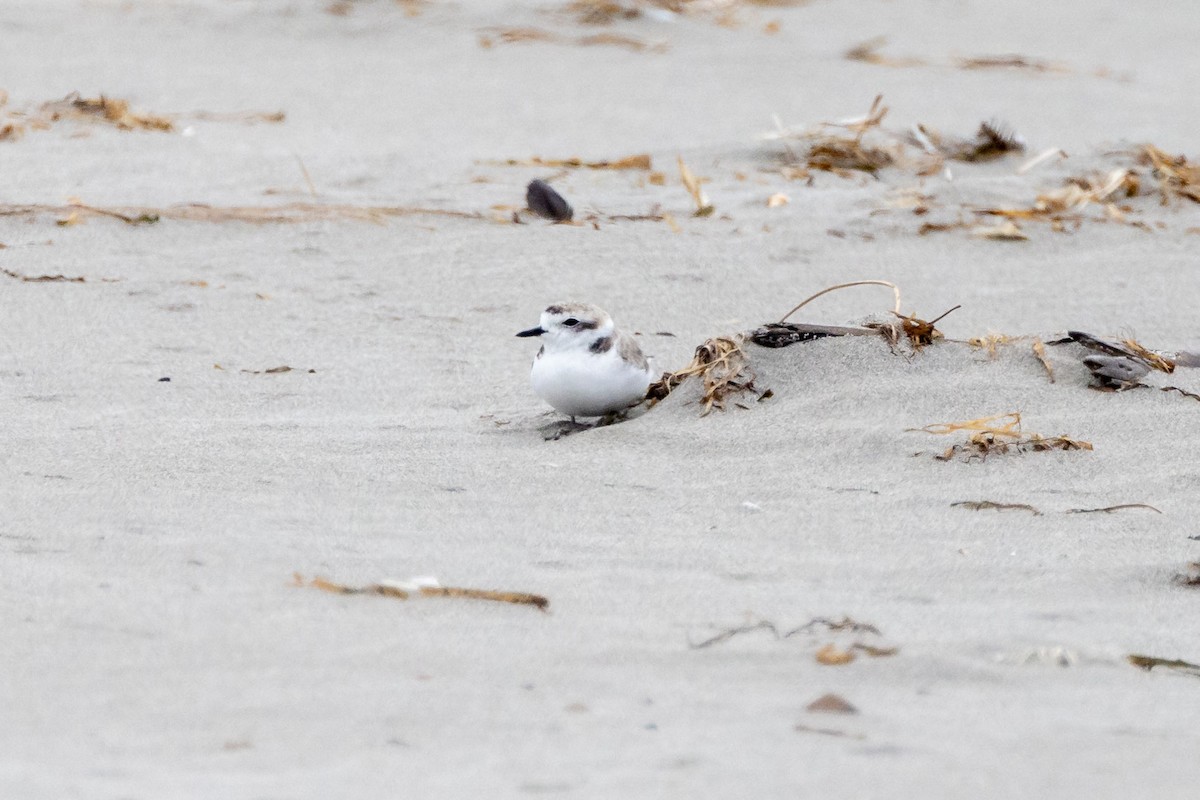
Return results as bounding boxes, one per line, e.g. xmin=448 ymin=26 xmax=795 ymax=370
xmin=538 ymin=407 xmax=647 ymax=441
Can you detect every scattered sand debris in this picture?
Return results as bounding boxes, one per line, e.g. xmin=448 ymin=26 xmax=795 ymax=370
xmin=677 ymin=155 xmax=714 ymax=216
xmin=913 ymin=412 xmax=1093 ymax=461
xmin=806 ymin=693 xmax=858 ymax=714
xmin=794 ymin=723 xmax=865 ymax=739
xmin=480 ymin=26 xmax=666 ymax=52
xmin=952 ymin=500 xmax=1043 ymax=515
xmin=850 ymin=643 xmax=898 ymax=657
xmin=844 ymin=36 xmax=925 ymax=68
xmin=815 ymin=644 xmax=855 ymax=665
xmin=955 ymin=54 xmax=1066 ymax=73
xmin=976 ymin=169 xmax=1143 ymax=231
xmin=766 ymin=95 xmax=896 ymax=178
xmin=1128 ymin=654 xmax=1200 ymax=678
xmin=972 ymin=220 xmax=1029 ymax=240
xmin=41 ymin=92 xmax=174 ymax=132
xmin=1120 ymin=337 xmax=1176 ymax=373
xmin=953 ymin=121 xmax=1025 ymax=162
xmin=525 ymin=179 xmax=574 ymax=221
xmin=875 ymin=305 xmax=958 ymax=350
xmin=806 ymin=95 xmax=893 ymax=174
xmin=1138 ymin=145 xmax=1200 ymax=204
xmin=0 ymin=202 xmax=483 ymax=225
xmin=295 ymin=573 xmax=549 ymax=610
xmin=748 ymin=322 xmax=876 ymax=348
xmin=1161 ymin=386 xmax=1200 ymax=402
xmin=487 ymin=154 xmax=652 ymax=170
xmin=566 ymin=0 xmax=643 ymax=24
xmin=1174 ymin=563 xmax=1200 ymax=587
xmin=912 ymin=121 xmax=1025 ymax=163
xmin=646 ymin=335 xmax=757 ymax=414
xmin=1018 ymin=147 xmax=1069 ymax=174
xmin=968 ymin=334 xmax=1023 ymax=359
xmin=917 ymin=220 xmax=971 ymax=236
xmin=566 ymin=0 xmax=809 ymax=26
xmin=186 ymin=109 xmax=286 ymax=125
xmin=1032 ymin=340 xmax=1056 ymax=382
xmin=1066 ymin=503 xmax=1162 ymax=515
xmin=766 ymin=192 xmax=790 ymax=207
xmin=1 ymin=267 xmax=87 ymax=283
xmin=1054 ymin=330 xmax=1177 ymax=390
xmin=241 ymin=366 xmax=316 ymax=374
xmin=327 ymin=0 xmax=428 ymax=15
xmin=689 ymin=616 xmax=884 ymax=649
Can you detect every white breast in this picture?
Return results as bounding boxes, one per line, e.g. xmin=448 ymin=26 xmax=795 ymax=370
xmin=531 ymin=347 xmax=654 ymax=418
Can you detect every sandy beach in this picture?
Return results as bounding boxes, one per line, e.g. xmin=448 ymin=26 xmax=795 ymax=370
xmin=3 ymin=1 xmax=1200 ymax=797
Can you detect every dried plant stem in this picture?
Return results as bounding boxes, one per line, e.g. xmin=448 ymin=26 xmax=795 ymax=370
xmin=778 ymin=280 xmax=902 ymax=323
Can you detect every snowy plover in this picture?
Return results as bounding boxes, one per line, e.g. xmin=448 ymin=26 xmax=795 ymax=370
xmin=516 ymin=303 xmax=657 ymax=422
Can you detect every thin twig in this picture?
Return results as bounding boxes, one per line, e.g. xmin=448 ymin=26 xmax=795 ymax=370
xmin=778 ymin=280 xmax=902 ymax=323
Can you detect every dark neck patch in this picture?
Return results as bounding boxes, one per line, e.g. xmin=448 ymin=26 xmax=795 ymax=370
xmin=589 ymin=336 xmax=613 ymax=354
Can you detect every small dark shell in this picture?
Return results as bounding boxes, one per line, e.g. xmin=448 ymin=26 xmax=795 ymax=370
xmin=526 ymin=179 xmax=573 ymax=222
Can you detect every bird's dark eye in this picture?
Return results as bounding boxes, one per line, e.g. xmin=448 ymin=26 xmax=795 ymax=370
xmin=563 ymin=318 xmax=579 ymax=327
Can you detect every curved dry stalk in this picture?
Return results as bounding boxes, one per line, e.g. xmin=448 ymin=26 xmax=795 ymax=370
xmin=778 ymin=280 xmax=902 ymax=323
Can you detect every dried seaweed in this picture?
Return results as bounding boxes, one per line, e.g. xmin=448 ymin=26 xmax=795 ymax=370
xmin=566 ymin=0 xmax=643 ymax=24
xmin=977 ymin=169 xmax=1141 ymax=230
xmin=1138 ymin=145 xmax=1200 ymax=204
xmin=952 ymin=500 xmax=1042 ymax=515
xmin=480 ymin=26 xmax=666 ymax=51
xmin=971 ymin=220 xmax=1029 ymax=240
xmin=1 ymin=267 xmax=86 ymax=283
xmin=967 ymin=334 xmax=1022 ymax=359
xmin=688 ymin=616 xmax=884 ymax=649
xmin=957 ymin=121 xmax=1025 ymax=161
xmin=1032 ymin=340 xmax=1056 ymax=382
xmin=794 ymin=723 xmax=864 ymax=739
xmin=956 ymin=54 xmax=1065 ymax=72
xmin=844 ymin=37 xmax=924 ymax=68
xmin=1066 ymin=504 xmax=1162 ymax=515
xmin=0 ymin=202 xmax=483 ymax=225
xmin=295 ymin=573 xmax=549 ymax=610
xmin=889 ymin=305 xmax=958 ymax=349
xmin=770 ymin=95 xmax=896 ymax=177
xmin=913 ymin=121 xmax=1025 ymax=162
xmin=187 ymin=109 xmax=286 ymax=125
xmin=646 ymin=335 xmax=756 ymax=414
xmin=240 ymin=366 xmax=316 ymax=375
xmin=1161 ymin=386 xmax=1200 ymax=402
xmin=41 ymin=92 xmax=174 ymax=132
xmin=913 ymin=412 xmax=1092 ymax=461
xmin=1128 ymin=654 xmax=1200 ymax=677
xmin=677 ymin=156 xmax=714 ymax=216
xmin=488 ymin=153 xmax=651 ymax=170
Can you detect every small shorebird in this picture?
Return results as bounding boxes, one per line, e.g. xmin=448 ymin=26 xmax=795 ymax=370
xmin=516 ymin=303 xmax=656 ymax=423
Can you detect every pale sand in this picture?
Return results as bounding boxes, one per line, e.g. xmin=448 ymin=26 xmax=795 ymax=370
xmin=2 ymin=1 xmax=1200 ymax=797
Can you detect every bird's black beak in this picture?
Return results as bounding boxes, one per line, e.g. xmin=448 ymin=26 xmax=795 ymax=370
xmin=515 ymin=326 xmax=545 ymax=338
